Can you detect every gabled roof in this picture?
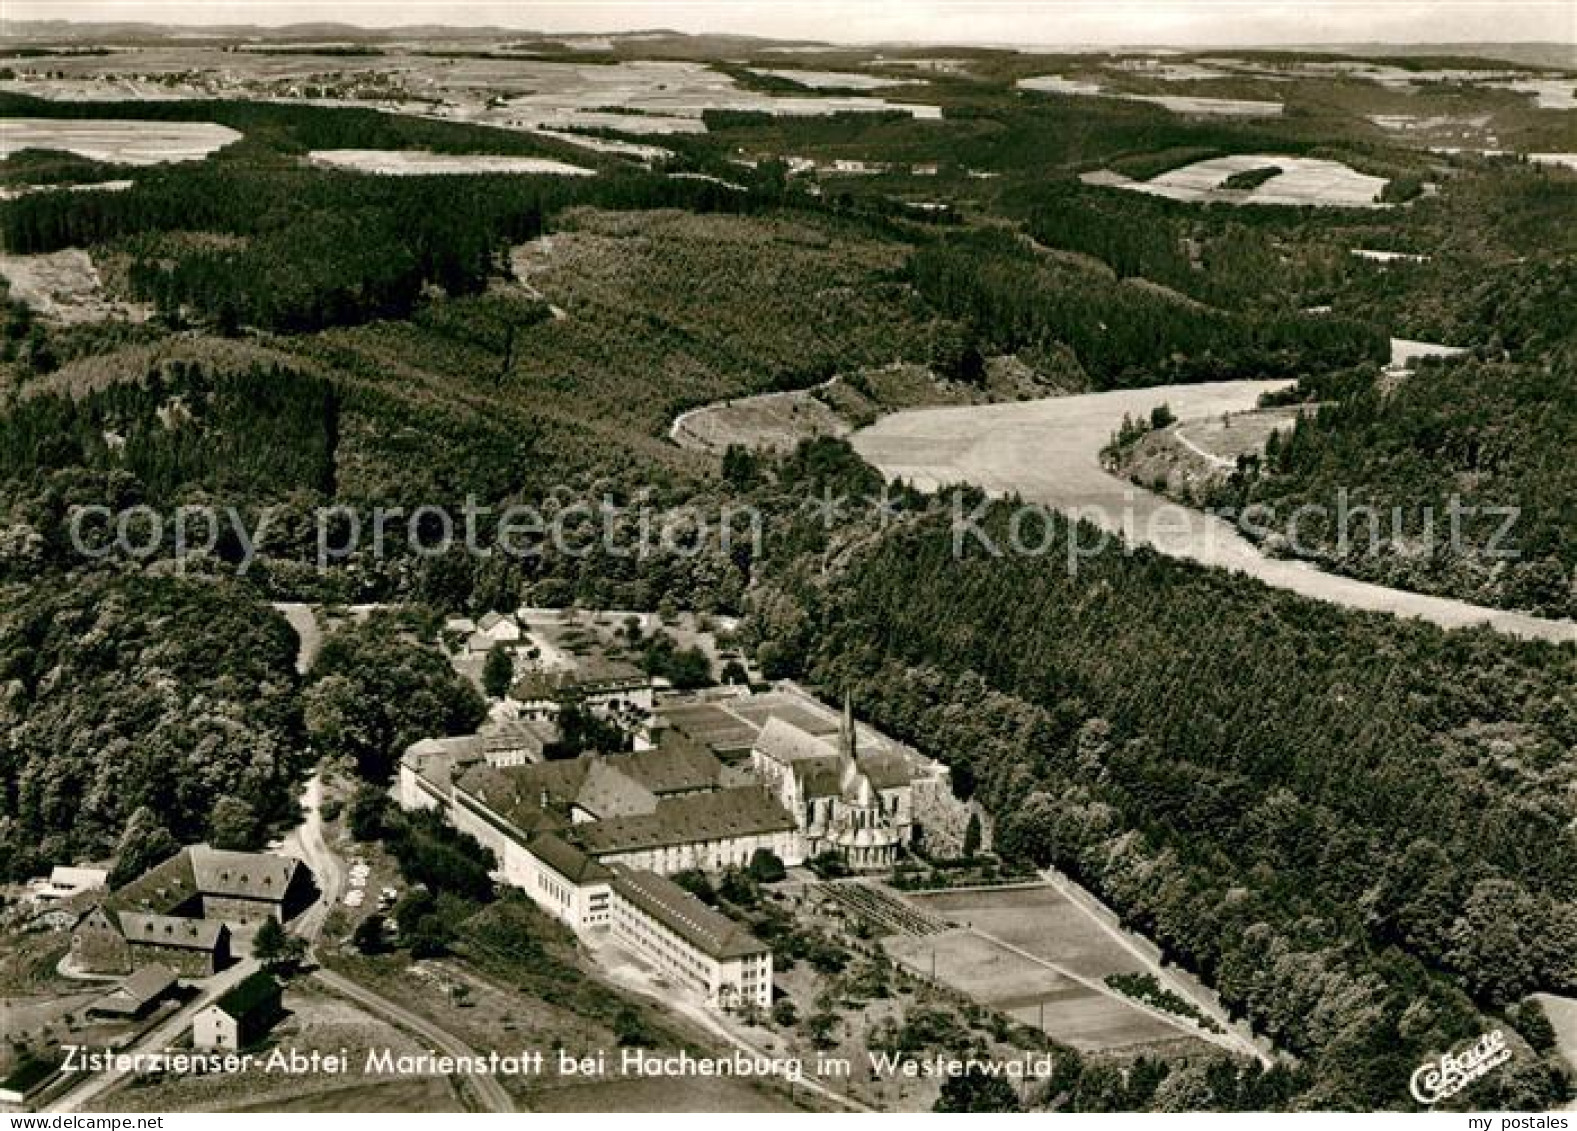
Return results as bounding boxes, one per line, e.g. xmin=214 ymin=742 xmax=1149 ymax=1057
xmin=575 ymin=759 xmax=659 ymax=820
xmin=574 ymin=787 xmax=797 ymax=856
xmin=189 ymin=847 xmax=300 ymax=903
xmin=610 ymin=866 xmax=768 ymax=961
xmin=118 ymin=911 xmax=227 ymax=951
xmin=108 ymin=847 xmax=304 ymax=913
xmin=107 ymin=849 xmax=199 ymax=916
xmin=753 ymin=716 xmax=836 ymax=767
xmin=94 ymin=964 xmax=177 ymax=1013
xmin=455 ymin=757 xmax=592 ymax=830
xmin=527 ymin=832 xmax=612 ymax=886
xmin=211 ymin=970 xmax=280 ymax=1022
xmin=615 ymin=742 xmax=724 ymax=796
xmin=478 ymin=611 xmax=514 ymax=632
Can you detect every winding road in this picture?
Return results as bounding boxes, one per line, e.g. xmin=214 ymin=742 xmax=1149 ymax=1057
xmin=851 ymin=379 xmax=1573 ymax=644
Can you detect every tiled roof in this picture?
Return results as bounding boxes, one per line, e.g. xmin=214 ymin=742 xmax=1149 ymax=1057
xmin=108 ymin=850 xmax=198 ymax=915
xmin=93 ymin=964 xmax=177 ymax=1013
xmin=610 ymin=866 xmax=768 ymax=961
xmin=455 ymin=757 xmax=592 ymax=828
xmin=615 ymin=743 xmax=724 ymax=796
xmin=118 ymin=911 xmax=226 ymax=951
xmin=858 ymin=752 xmax=915 ymax=791
xmin=189 ymin=847 xmax=299 ymax=903
xmin=576 ymin=759 xmax=659 ymax=820
xmin=574 ymin=787 xmax=797 ymax=856
xmin=753 ymin=716 xmax=836 ymax=767
xmin=527 ymin=832 xmax=612 ymax=885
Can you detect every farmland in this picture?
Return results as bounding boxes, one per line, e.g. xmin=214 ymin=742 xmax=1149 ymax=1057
xmin=1083 ymin=155 xmax=1391 ymax=207
xmin=0 ymin=119 xmax=240 ymax=164
xmin=1019 ymin=75 xmax=1284 ymax=118
xmin=306 ymin=150 xmax=593 ymax=176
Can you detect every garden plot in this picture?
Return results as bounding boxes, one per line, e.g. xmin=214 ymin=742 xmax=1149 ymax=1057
xmin=1084 ymin=154 xmax=1389 ymax=208
xmin=306 ymin=150 xmax=594 ymax=176
xmin=0 ymin=119 xmax=239 ymax=164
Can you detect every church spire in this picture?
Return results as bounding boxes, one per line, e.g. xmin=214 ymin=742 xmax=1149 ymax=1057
xmin=841 ymin=691 xmax=857 ymax=762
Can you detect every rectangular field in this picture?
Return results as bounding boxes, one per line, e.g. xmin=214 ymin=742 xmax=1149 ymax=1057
xmin=883 ymin=928 xmax=1193 ymax=1053
xmin=909 ymin=884 xmax=1151 ymax=982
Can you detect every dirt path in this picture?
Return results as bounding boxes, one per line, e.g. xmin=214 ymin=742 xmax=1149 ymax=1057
xmin=852 ymin=379 xmax=1573 ymax=644
xmin=281 ymin=772 xmax=342 ymax=945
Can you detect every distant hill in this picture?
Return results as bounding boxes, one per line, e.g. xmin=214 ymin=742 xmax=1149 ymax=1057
xmin=5 ymin=22 xmax=1567 ymax=69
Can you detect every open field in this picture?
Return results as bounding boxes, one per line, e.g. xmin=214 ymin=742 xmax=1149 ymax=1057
xmin=909 ymin=885 xmax=1153 ymax=982
xmin=0 ymin=119 xmax=240 ymax=164
xmin=0 ymin=249 xmax=153 ymax=324
xmin=670 ymin=382 xmax=849 ymax=453
xmin=306 ymin=150 xmax=594 ymax=176
xmin=883 ymin=928 xmax=1200 ymax=1053
xmin=1 ymin=55 xmax=942 ymax=136
xmin=1532 ymin=994 xmax=1577 ymax=1111
xmin=1084 ymin=154 xmax=1389 ymax=207
xmin=750 ymin=69 xmax=923 ymax=90
xmin=1175 ymin=406 xmax=1313 ymax=466
xmin=1019 ymin=75 xmax=1283 ymax=118
xmin=852 ymin=382 xmax=1575 ymax=642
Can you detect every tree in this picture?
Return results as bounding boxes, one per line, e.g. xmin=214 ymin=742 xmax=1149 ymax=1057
xmin=108 ymin=808 xmax=180 ymax=888
xmin=347 ymin=786 xmax=389 ymax=842
xmin=253 ymin=917 xmax=288 ymax=964
xmin=482 ymin=644 xmax=514 ymax=699
xmin=209 ymin=796 xmax=260 ymax=851
xmin=748 ymin=848 xmax=786 ymax=884
xmin=721 ymin=659 xmax=750 ymax=685
xmin=353 ymin=914 xmax=388 ymax=954
xmin=936 ymin=1065 xmax=1021 ymax=1112
xmin=962 ymin=812 xmax=982 ymax=860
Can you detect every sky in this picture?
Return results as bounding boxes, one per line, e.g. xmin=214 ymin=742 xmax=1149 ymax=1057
xmin=3 ymin=1 xmax=1573 ymax=47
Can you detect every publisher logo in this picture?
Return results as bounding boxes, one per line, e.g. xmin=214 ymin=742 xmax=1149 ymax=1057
xmin=1409 ymin=1029 xmax=1512 ymax=1105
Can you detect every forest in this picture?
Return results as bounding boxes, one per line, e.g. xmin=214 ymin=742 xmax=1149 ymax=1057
xmin=0 ymin=572 xmax=306 ymax=879
xmin=748 ymin=484 xmax=1576 ymax=1110
xmin=1210 ymin=348 xmax=1577 ymax=617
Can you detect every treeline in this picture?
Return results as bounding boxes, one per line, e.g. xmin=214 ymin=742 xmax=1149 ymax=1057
xmin=0 ymin=573 xmax=306 ymax=879
xmin=1217 ymin=350 xmax=1576 ymax=618
xmin=907 ymin=229 xmax=1387 ymax=387
xmin=750 ymin=487 xmax=1577 ymax=1109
